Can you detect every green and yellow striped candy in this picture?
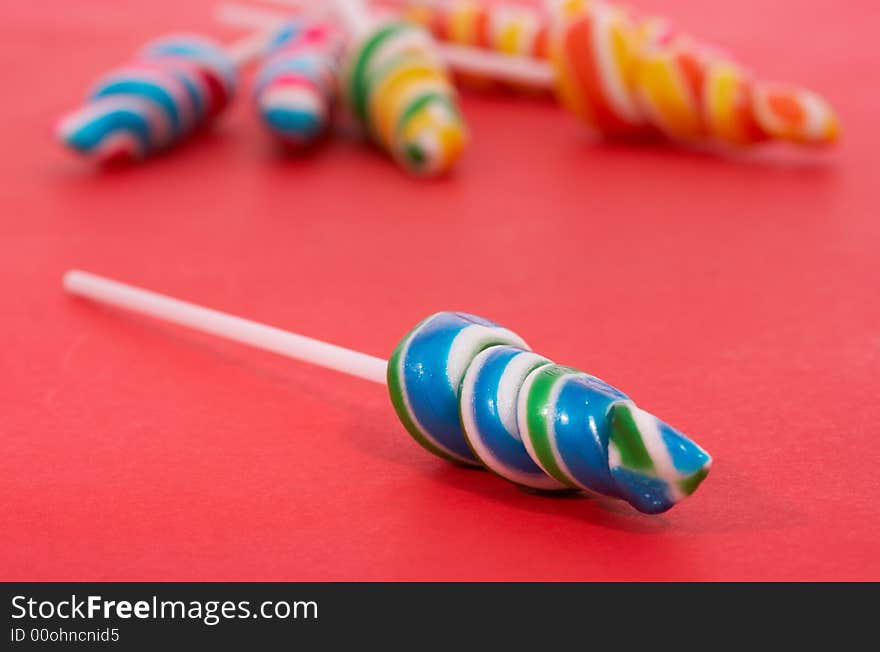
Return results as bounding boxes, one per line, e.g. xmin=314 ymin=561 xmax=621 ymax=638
xmin=343 ymin=21 xmax=468 ymax=176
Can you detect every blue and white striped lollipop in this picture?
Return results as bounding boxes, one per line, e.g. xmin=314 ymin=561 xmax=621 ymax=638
xmin=62 ymin=271 xmax=712 ymax=515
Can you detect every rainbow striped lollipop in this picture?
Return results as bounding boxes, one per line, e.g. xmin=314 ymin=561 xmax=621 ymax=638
xmin=64 ymin=271 xmax=712 ymax=515
xmin=253 ymin=20 xmax=345 ymax=146
xmin=56 ymin=31 xmax=263 ymax=164
xmin=404 ymin=0 xmax=551 ymax=58
xmin=402 ymin=0 xmax=552 ymax=92
xmin=250 ymin=0 xmax=839 ymax=149
xmin=397 ymin=0 xmax=840 ymax=148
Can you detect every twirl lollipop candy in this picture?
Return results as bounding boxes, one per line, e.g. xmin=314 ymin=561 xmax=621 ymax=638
xmin=343 ymin=20 xmax=468 ymax=175
xmin=400 ymin=0 xmax=552 ymax=92
xmin=334 ymin=0 xmax=468 ymax=176
xmin=57 ymin=31 xmax=267 ymax=164
xmin=234 ymin=0 xmax=469 ymax=174
xmin=63 ymin=270 xmax=712 ymax=515
xmin=552 ymin=3 xmax=839 ymax=145
xmin=253 ymin=20 xmax=345 ymax=146
xmin=402 ymin=0 xmax=551 ymax=58
xmin=254 ymin=0 xmax=839 ymax=148
xmin=396 ymin=0 xmax=839 ymax=147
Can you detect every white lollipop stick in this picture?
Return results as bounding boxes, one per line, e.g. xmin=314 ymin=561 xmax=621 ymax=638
xmin=215 ymin=1 xmax=557 ymax=87
xmin=437 ymin=43 xmax=554 ymax=86
xmin=63 ymin=270 xmax=388 ymax=384
xmin=214 ymin=2 xmax=331 ymax=34
xmin=333 ymin=0 xmax=375 ymax=36
xmin=226 ymin=27 xmax=281 ymax=65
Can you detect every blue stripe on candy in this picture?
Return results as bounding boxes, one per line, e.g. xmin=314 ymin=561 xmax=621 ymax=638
xmin=469 ymin=347 xmax=548 ymax=476
xmin=551 ymin=373 xmax=630 ymax=498
xmin=263 ymin=107 xmax=322 ymax=139
xmin=659 ymin=420 xmax=710 ymax=475
xmin=267 ymin=22 xmax=304 ymax=51
xmin=609 ymin=467 xmax=674 ymax=514
xmin=92 ymin=79 xmax=181 ymax=136
xmin=402 ymin=313 xmax=511 ymax=463
xmin=169 ymin=71 xmax=205 ymax=121
xmin=63 ymin=103 xmax=152 ymax=155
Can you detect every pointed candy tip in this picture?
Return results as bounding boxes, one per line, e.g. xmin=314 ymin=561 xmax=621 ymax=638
xmin=607 ymin=402 xmax=711 ymax=513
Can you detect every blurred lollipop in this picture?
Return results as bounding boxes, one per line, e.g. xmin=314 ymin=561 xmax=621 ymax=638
xmin=260 ymin=0 xmax=839 ymax=148
xmin=411 ymin=0 xmax=841 ymax=146
xmin=221 ymin=6 xmax=347 ymax=148
xmin=57 ymin=29 xmax=272 ymax=164
xmin=219 ymin=0 xmax=469 ymax=174
xmin=335 ymin=0 xmax=470 ymax=175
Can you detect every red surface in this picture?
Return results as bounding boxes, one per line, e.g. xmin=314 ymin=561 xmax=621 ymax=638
xmin=2 ymin=0 xmax=878 ymax=581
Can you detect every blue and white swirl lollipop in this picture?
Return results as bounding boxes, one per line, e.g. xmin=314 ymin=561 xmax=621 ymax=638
xmin=63 ymin=271 xmax=712 ymax=515
xmin=387 ymin=312 xmax=712 ymax=513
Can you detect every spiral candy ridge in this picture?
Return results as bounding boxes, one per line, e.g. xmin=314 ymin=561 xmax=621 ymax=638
xmin=387 ymin=312 xmax=711 ymax=514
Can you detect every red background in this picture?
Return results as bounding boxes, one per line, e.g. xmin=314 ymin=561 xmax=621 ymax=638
xmin=1 ymin=0 xmax=878 ymax=581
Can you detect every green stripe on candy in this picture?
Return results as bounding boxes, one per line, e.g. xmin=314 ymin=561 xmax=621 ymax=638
xmin=362 ymin=49 xmax=450 ymax=126
xmin=348 ymin=23 xmax=405 ymax=122
xmin=608 ymin=403 xmax=656 ymax=472
xmin=395 ymin=92 xmax=457 ymax=171
xmin=678 ymin=466 xmax=709 ymax=497
xmin=523 ymin=367 xmax=579 ymax=488
xmin=405 ymin=143 xmax=426 ymax=168
xmin=385 ymin=318 xmax=465 ymax=465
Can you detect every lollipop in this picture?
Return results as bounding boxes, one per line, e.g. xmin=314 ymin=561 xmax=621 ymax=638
xmin=222 ymin=0 xmax=469 ymax=175
xmin=56 ymin=30 xmax=269 ymax=164
xmin=252 ymin=0 xmax=839 ymax=147
xmin=552 ymin=6 xmax=839 ymax=145
xmin=426 ymin=0 xmax=840 ymax=146
xmin=402 ymin=0 xmax=551 ymax=58
xmin=335 ymin=0 xmax=469 ymax=175
xmin=398 ymin=0 xmax=552 ymax=93
xmin=63 ymin=269 xmax=712 ymax=514
xmin=252 ymin=20 xmax=346 ymax=146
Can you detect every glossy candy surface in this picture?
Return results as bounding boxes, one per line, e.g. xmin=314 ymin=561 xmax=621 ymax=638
xmin=57 ymin=36 xmax=237 ymax=163
xmin=254 ymin=21 xmax=344 ymax=146
xmin=342 ymin=21 xmax=468 ymax=176
xmin=404 ymin=0 xmax=551 ymax=58
xmin=388 ymin=312 xmax=712 ymax=514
